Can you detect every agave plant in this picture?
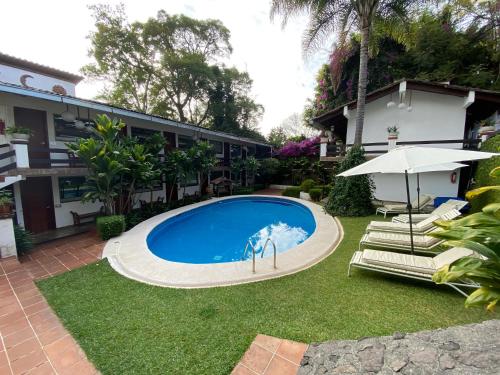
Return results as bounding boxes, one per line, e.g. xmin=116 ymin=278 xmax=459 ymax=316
xmin=430 ymin=166 xmax=500 ymax=311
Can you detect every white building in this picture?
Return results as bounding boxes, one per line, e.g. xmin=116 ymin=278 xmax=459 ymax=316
xmin=314 ymin=79 xmax=500 ymax=203
xmin=0 ymin=53 xmax=270 ymax=247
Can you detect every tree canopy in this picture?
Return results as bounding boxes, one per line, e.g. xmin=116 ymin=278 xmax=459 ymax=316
xmin=83 ymin=4 xmax=264 ymax=140
xmin=305 ymin=3 xmax=500 ymax=120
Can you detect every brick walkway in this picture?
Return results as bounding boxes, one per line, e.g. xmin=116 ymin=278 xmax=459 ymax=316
xmin=253 ymin=189 xmax=283 ymax=196
xmin=232 ymin=334 xmax=308 ymax=375
xmin=0 ymin=231 xmax=104 ymax=375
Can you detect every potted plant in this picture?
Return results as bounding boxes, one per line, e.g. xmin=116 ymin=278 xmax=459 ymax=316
xmin=477 ymin=119 xmax=495 ymax=135
xmin=387 ymin=126 xmax=399 ymax=140
xmin=0 ymin=190 xmax=13 ymax=218
xmin=6 ymin=126 xmax=32 ymax=141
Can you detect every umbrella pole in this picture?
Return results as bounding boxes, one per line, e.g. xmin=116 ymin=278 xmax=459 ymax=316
xmin=405 ymin=170 xmax=415 ymax=255
xmin=417 ymin=173 xmax=420 ymax=214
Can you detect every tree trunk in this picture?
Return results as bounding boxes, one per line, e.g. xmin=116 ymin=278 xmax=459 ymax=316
xmin=353 ymin=24 xmax=370 ymax=146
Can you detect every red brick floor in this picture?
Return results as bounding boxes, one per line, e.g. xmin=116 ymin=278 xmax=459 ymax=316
xmin=0 ymin=231 xmax=104 ymax=375
xmin=232 ymin=334 xmax=308 ymax=375
xmin=253 ymin=189 xmax=283 ymax=196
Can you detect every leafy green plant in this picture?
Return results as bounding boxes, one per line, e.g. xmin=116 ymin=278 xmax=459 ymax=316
xmin=309 ymin=188 xmax=322 ymax=202
xmin=14 ymin=225 xmax=33 ymax=256
xmin=257 ymin=158 xmax=280 ymax=184
xmin=187 ymin=141 xmax=217 ymax=195
xmin=0 ymin=190 xmax=13 ymax=206
xmin=430 ymin=166 xmax=500 ymax=311
xmin=282 ymin=186 xmax=301 ymax=198
xmin=325 ymin=146 xmax=374 ymax=216
xmin=5 ymin=126 xmax=32 ymax=135
xmin=96 ymin=215 xmax=126 ymax=240
xmin=470 ymin=135 xmax=499 ymax=212
xmin=300 ymin=179 xmax=316 ymax=193
xmin=387 ymin=126 xmax=399 ymax=135
xmin=232 ymin=187 xmax=254 ymax=195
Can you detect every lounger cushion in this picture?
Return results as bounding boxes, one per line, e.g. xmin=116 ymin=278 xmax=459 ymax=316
xmin=433 ymin=247 xmax=474 ymax=269
xmin=367 ymin=231 xmax=440 ymax=247
xmin=362 ymin=249 xmax=436 ymax=274
xmin=369 ymin=215 xmax=438 ymax=232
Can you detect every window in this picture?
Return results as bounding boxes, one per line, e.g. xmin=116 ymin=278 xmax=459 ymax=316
xmin=183 ymin=171 xmax=199 ymax=187
xmin=178 ymin=135 xmax=195 ymax=150
xmin=230 ymin=144 xmax=241 ymax=159
xmin=54 ymin=115 xmax=95 ymax=142
xmin=247 ymin=146 xmax=256 ymax=156
xmin=58 ymin=176 xmax=91 ymax=202
xmin=131 ymin=127 xmax=160 ymax=140
xmin=210 ymin=140 xmax=223 ymax=155
xmin=136 ymin=180 xmax=163 ymax=192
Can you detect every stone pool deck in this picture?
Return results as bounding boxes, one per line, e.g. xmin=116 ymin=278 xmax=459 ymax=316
xmin=0 ymin=232 xmax=103 ymax=375
xmin=299 ymin=319 xmax=500 ymax=374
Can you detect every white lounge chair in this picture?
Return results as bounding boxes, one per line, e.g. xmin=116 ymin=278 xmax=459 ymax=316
xmin=392 ymin=199 xmax=468 ymax=224
xmin=376 ymin=195 xmax=433 ymax=218
xmin=348 ymin=247 xmax=480 ymax=297
xmin=368 ymin=209 xmax=462 ymax=234
xmin=359 ymin=230 xmax=444 ymax=255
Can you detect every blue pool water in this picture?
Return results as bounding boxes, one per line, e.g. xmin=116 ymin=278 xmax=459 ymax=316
xmin=147 ymin=197 xmax=316 ymax=264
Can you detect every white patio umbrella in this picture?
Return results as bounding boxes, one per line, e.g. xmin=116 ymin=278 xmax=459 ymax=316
xmin=338 ymin=146 xmax=498 ymax=254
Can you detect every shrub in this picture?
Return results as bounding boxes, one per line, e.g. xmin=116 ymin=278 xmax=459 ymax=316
xmin=14 ymin=225 xmax=33 ymax=256
xmin=258 ymin=158 xmax=281 ymax=184
xmin=233 ymin=187 xmax=254 ymax=195
xmin=97 ymin=215 xmax=125 ymax=240
xmin=470 ymin=135 xmax=500 ymax=212
xmin=309 ymin=188 xmax=322 ymax=202
xmin=282 ymin=186 xmax=301 ymax=198
xmin=253 ymin=183 xmax=265 ymax=191
xmin=325 ymin=146 xmax=374 ymax=216
xmin=321 ymin=184 xmax=333 ymax=197
xmin=299 ymin=179 xmax=316 ymax=193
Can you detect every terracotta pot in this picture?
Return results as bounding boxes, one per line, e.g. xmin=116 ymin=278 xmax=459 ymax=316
xmin=0 ymin=204 xmax=12 ymax=218
xmin=387 ymin=134 xmax=399 ymax=140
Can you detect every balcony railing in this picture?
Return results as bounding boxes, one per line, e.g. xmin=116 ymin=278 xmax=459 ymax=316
xmin=28 ymin=147 xmax=85 ymax=168
xmin=0 ymin=144 xmax=16 ymax=173
xmin=321 ymin=138 xmax=481 ymax=159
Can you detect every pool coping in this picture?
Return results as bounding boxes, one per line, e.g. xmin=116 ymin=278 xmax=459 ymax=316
xmin=102 ymin=195 xmax=342 ymax=288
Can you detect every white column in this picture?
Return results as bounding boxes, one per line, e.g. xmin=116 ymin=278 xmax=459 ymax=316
xmin=0 ymin=217 xmax=17 ymax=258
xmin=12 ymin=142 xmax=29 ymax=168
xmin=320 ymin=137 xmax=328 ymax=157
xmin=388 ymin=137 xmax=398 ymax=150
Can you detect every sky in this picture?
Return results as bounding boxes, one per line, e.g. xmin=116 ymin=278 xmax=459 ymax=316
xmin=1 ymin=0 xmax=332 ymax=135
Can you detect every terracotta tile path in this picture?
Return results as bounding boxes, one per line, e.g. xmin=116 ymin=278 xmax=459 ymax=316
xmin=0 ymin=231 xmax=104 ymax=375
xmin=232 ymin=334 xmax=308 ymax=375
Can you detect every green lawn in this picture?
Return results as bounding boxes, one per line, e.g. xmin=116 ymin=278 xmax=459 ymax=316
xmin=37 ymin=216 xmax=496 ymax=375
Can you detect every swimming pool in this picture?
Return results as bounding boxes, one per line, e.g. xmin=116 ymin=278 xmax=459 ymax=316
xmin=103 ymin=195 xmax=340 ymax=288
xmin=147 ymin=197 xmax=316 ymax=264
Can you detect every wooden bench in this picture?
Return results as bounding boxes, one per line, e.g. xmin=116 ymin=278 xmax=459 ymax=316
xmin=70 ymin=207 xmax=104 ymax=226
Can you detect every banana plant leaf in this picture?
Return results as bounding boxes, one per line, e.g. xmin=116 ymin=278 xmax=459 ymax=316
xmin=465 ymin=287 xmax=500 ymax=312
xmin=466 ymin=186 xmax=500 ymax=200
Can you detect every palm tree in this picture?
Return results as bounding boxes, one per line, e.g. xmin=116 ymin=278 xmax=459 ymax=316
xmin=271 ymin=0 xmax=416 ymax=145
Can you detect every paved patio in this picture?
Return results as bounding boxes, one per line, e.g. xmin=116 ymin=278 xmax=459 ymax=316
xmin=232 ymin=334 xmax=308 ymax=375
xmin=0 ymin=231 xmax=103 ymax=375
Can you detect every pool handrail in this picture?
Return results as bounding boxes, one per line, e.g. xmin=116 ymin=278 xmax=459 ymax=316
xmin=261 ymin=238 xmax=277 ymax=270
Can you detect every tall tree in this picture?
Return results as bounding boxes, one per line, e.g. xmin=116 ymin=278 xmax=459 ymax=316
xmin=271 ymin=0 xmax=416 ymax=145
xmin=83 ymin=4 xmax=265 ymax=139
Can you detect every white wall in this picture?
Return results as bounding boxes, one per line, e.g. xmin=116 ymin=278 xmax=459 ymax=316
xmin=345 ymin=89 xmax=467 ymax=202
xmin=0 ymin=218 xmax=17 ymax=258
xmin=371 ymin=171 xmax=461 ymax=202
xmin=0 ymin=64 xmax=76 ymax=96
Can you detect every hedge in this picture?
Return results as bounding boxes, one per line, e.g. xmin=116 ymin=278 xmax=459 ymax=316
xmin=233 ymin=187 xmax=255 ymax=195
xmin=309 ymin=188 xmax=322 ymax=202
xmin=282 ymin=186 xmax=301 ymax=198
xmin=299 ymin=179 xmax=316 ymax=193
xmin=470 ymin=135 xmax=500 ymax=212
xmin=97 ymin=215 xmax=126 ymax=240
